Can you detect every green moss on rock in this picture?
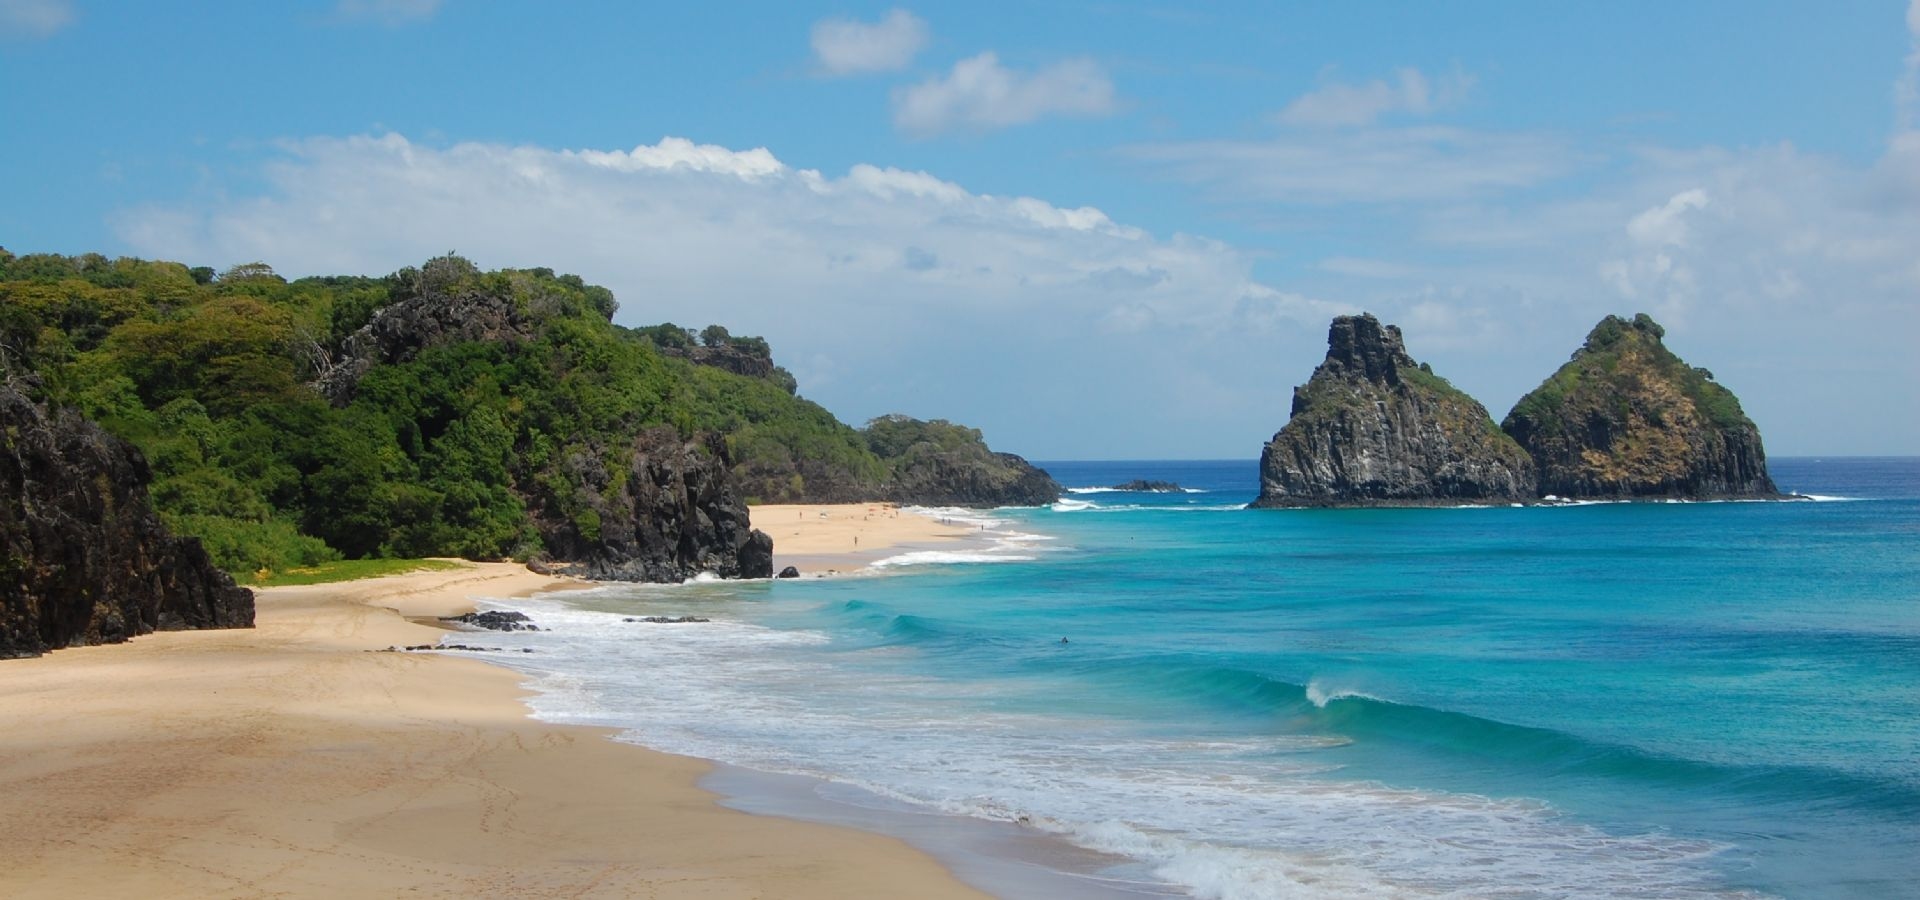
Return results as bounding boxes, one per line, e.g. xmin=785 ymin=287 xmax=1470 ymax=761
xmin=1501 ymin=314 xmax=1778 ymax=499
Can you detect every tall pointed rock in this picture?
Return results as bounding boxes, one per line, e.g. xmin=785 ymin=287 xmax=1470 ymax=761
xmin=1252 ymin=315 xmax=1536 ymax=508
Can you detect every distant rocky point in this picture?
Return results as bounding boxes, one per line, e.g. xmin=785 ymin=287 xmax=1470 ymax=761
xmin=1252 ymin=314 xmax=1535 ymax=508
xmin=1503 ymin=314 xmax=1780 ymax=500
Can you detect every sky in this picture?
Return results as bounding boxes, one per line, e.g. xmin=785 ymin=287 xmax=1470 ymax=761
xmin=2 ymin=0 xmax=1917 ymax=459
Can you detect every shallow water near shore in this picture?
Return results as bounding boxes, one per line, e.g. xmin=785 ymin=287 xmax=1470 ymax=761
xmin=475 ymin=457 xmax=1920 ymax=899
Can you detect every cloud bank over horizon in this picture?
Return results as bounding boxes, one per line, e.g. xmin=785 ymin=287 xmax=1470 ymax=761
xmin=115 ymin=134 xmax=1347 ymax=456
xmin=113 ymin=119 xmax=1920 ymax=457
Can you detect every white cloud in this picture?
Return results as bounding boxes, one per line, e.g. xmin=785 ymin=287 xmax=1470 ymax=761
xmin=892 ymin=52 xmax=1117 ymax=136
xmin=335 ymin=0 xmax=440 ymax=26
xmin=1625 ymin=188 xmax=1710 ymax=247
xmin=1277 ymin=67 xmax=1474 ymax=128
xmin=0 ymin=0 xmax=73 ymax=38
xmin=572 ymin=137 xmax=784 ymax=179
xmin=1126 ymin=126 xmax=1578 ymax=204
xmin=810 ymin=8 xmax=928 ymax=75
xmin=112 ymin=134 xmax=1333 ymax=456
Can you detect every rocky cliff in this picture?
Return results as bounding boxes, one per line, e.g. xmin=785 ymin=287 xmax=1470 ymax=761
xmin=1502 ymin=314 xmax=1779 ymax=499
xmin=530 ymin=427 xmax=773 ymax=582
xmin=1 ymin=381 xmax=253 ymax=658
xmin=1252 ymin=315 xmax=1535 ymax=508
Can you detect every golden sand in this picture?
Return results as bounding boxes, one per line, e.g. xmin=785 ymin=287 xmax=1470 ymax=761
xmin=0 ymin=561 xmax=985 ymax=899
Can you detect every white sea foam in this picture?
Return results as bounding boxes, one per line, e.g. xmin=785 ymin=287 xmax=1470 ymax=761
xmin=1305 ymin=678 xmax=1386 ymax=709
xmin=476 ymin=592 xmax=1758 ymax=900
xmin=871 ymin=550 xmax=1038 ymax=567
xmin=1052 ymin=501 xmax=1248 ymax=514
xmin=1064 ymin=486 xmax=1211 ymax=495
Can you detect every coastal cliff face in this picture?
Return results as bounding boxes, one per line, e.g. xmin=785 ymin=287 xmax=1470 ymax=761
xmin=1 ymin=382 xmax=253 ymax=658
xmin=1502 ymin=314 xmax=1779 ymax=499
xmin=531 ymin=427 xmax=773 ymax=582
xmin=1253 ymin=315 xmax=1535 ymax=508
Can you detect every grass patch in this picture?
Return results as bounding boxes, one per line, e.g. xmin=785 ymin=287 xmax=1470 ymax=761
xmin=244 ymin=557 xmax=467 ymax=587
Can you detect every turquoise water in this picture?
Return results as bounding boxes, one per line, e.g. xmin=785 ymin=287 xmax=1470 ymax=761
xmin=484 ymin=458 xmax=1920 ymax=899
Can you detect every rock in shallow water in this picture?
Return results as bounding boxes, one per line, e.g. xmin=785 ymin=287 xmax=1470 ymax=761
xmin=441 ymin=610 xmax=540 ymax=632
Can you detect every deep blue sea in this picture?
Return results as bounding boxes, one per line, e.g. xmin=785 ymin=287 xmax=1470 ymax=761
xmin=478 ymin=457 xmax=1919 ymax=899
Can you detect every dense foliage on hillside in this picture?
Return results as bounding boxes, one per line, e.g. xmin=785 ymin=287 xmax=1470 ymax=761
xmin=0 ymin=248 xmax=1054 ymax=579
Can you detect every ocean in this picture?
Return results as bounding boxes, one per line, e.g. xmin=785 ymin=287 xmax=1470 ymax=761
xmin=472 ymin=457 xmax=1919 ymax=899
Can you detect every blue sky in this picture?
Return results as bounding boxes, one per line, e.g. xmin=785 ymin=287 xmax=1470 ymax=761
xmin=4 ymin=0 xmax=1917 ymax=458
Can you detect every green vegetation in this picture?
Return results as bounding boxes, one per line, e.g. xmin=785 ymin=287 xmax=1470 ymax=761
xmin=245 ymin=557 xmax=465 ymax=587
xmin=1507 ymin=314 xmax=1751 ymax=434
xmin=0 ymin=247 xmax=917 ymax=574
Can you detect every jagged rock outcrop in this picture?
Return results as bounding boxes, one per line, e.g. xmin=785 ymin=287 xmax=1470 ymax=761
xmin=531 ymin=427 xmax=773 ymax=582
xmin=314 ymin=288 xmax=537 ymax=403
xmin=1502 ymin=314 xmax=1779 ymax=499
xmin=1252 ymin=315 xmax=1536 ymax=508
xmin=1 ymin=381 xmax=253 ymax=659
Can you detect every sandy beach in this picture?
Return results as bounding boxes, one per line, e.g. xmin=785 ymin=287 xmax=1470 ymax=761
xmin=0 ymin=558 xmax=986 ymax=899
xmin=754 ymin=502 xmax=986 ymax=573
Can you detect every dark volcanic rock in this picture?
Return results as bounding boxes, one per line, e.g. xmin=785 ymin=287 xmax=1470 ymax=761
xmin=531 ymin=427 xmax=774 ymax=582
xmin=1111 ymin=479 xmax=1183 ymax=493
xmin=442 ymin=610 xmax=540 ymax=632
xmin=777 ymin=566 xmax=801 ymax=579
xmin=313 ymin=268 xmax=543 ymax=403
xmin=1 ymin=381 xmax=254 ymax=659
xmin=1252 ymin=315 xmax=1536 ymax=508
xmin=624 ymin=615 xmax=710 ymax=624
xmin=1502 ymin=314 xmax=1780 ymax=500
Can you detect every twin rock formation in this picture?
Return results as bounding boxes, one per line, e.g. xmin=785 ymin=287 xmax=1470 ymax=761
xmin=1254 ymin=313 xmax=1780 ymax=507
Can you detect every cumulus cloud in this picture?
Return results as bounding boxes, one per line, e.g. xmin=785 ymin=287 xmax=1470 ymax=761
xmin=892 ymin=52 xmax=1117 ymax=136
xmin=0 ymin=0 xmax=73 ymax=38
xmin=1625 ymin=188 xmax=1710 ymax=247
xmin=810 ymin=8 xmax=928 ymax=75
xmin=335 ymin=0 xmax=440 ymax=26
xmin=1126 ymin=126 xmax=1577 ymax=204
xmin=112 ymin=134 xmax=1334 ymax=455
xmin=1277 ymin=67 xmax=1474 ymax=128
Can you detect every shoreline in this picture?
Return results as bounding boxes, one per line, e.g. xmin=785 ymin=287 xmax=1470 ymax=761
xmin=753 ymin=502 xmax=1003 ymax=573
xmin=0 ymin=561 xmax=988 ymax=899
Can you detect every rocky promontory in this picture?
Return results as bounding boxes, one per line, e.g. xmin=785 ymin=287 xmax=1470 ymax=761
xmin=1502 ymin=314 xmax=1780 ymax=499
xmin=2 ymin=382 xmax=254 ymax=658
xmin=864 ymin=414 xmax=1062 ymax=507
xmin=1252 ymin=315 xmax=1535 ymax=508
xmin=531 ymin=427 xmax=773 ymax=582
